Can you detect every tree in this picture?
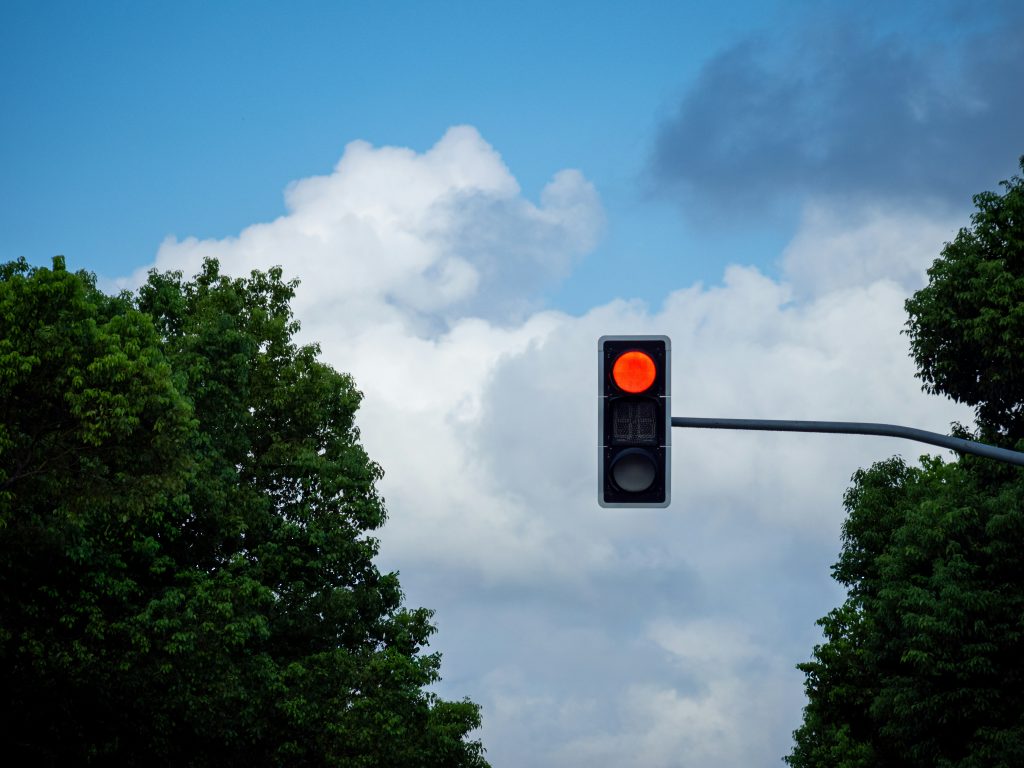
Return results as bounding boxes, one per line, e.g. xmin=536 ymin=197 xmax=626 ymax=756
xmin=905 ymin=158 xmax=1024 ymax=442
xmin=788 ymin=158 xmax=1024 ymax=768
xmin=0 ymin=256 xmax=488 ymax=767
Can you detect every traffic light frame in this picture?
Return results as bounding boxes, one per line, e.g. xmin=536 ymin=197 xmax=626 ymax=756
xmin=598 ymin=335 xmax=671 ymax=508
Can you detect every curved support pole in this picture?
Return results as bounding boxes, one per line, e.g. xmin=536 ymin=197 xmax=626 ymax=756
xmin=671 ymin=417 xmax=1024 ymax=467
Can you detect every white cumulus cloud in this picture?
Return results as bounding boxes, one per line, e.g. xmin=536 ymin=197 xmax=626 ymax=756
xmin=119 ymin=127 xmax=972 ymax=767
xmin=780 ymin=202 xmax=960 ymax=297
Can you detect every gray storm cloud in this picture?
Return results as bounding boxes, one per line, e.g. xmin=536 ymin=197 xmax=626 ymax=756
xmin=649 ymin=5 xmax=1024 ymax=220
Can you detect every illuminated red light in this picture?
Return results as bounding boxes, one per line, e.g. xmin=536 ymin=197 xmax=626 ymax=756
xmin=612 ymin=351 xmax=657 ymax=393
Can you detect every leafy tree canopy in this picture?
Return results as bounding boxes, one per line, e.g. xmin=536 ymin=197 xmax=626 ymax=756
xmin=788 ymin=159 xmax=1024 ymax=768
xmin=906 ymin=159 xmax=1024 ymax=442
xmin=0 ymin=256 xmax=488 ymax=767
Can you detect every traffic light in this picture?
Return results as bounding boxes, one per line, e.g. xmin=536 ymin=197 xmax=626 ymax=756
xmin=598 ymin=335 xmax=671 ymax=507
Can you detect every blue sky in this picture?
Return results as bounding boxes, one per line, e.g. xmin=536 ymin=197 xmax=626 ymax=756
xmin=5 ymin=1 xmax=1021 ymax=315
xmin=3 ymin=2 xmax=1023 ymax=766
xmin=4 ymin=0 xmax=816 ymax=309
xmin=6 ymin=1 xmax=1021 ymax=312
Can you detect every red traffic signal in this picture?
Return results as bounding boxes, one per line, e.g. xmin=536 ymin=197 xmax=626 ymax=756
xmin=612 ymin=350 xmax=657 ymax=393
xmin=599 ymin=336 xmax=671 ymax=508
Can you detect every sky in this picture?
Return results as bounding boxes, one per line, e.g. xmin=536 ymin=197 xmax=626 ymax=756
xmin=3 ymin=1 xmax=1024 ymax=765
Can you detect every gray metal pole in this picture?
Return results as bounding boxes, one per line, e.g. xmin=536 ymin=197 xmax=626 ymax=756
xmin=671 ymin=417 xmax=1024 ymax=467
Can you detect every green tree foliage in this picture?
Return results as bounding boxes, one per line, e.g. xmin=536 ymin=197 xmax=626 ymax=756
xmin=788 ymin=457 xmax=1024 ymax=767
xmin=906 ymin=159 xmax=1024 ymax=442
xmin=788 ymin=160 xmax=1024 ymax=767
xmin=0 ymin=257 xmax=488 ymax=767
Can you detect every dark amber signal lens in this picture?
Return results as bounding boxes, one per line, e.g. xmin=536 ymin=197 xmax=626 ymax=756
xmin=612 ymin=351 xmax=657 ymax=393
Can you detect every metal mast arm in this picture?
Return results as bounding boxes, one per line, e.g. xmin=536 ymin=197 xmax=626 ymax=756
xmin=671 ymin=417 xmax=1024 ymax=467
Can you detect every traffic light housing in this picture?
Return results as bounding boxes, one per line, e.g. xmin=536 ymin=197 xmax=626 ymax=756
xmin=599 ymin=335 xmax=671 ymax=507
